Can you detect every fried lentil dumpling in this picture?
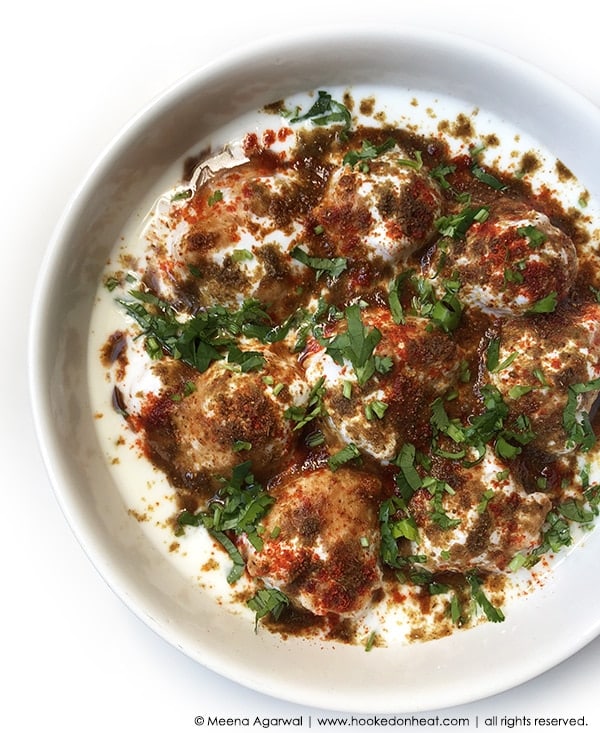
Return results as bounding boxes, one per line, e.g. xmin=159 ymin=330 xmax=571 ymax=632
xmin=303 ymin=305 xmax=462 ymax=462
xmin=428 ymin=199 xmax=578 ymax=316
xmin=311 ymin=148 xmax=443 ymax=264
xmin=241 ymin=466 xmax=383 ymax=616
xmin=140 ymin=160 xmax=318 ymax=320
xmin=114 ymin=339 xmax=310 ymax=502
xmin=406 ymin=451 xmax=551 ymax=573
xmin=485 ymin=302 xmax=600 ymax=454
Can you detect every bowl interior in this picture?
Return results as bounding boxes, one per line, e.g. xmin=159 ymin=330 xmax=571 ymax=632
xmin=29 ymin=27 xmax=600 ymax=712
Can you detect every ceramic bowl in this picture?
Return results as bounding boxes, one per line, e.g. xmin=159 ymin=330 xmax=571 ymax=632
xmin=29 ymin=27 xmax=600 ymax=712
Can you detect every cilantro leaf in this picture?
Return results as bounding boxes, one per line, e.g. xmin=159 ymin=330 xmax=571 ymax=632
xmin=435 ymin=205 xmax=489 ymax=239
xmin=247 ymin=588 xmax=289 ymax=630
xmin=465 ymin=571 xmax=505 ymax=623
xmin=379 ymin=494 xmax=420 ymax=568
xmin=517 ymin=225 xmax=547 ymax=248
xmin=397 ymin=150 xmax=423 ymax=170
xmin=284 ymin=377 xmax=326 ymax=430
xmin=410 ymin=275 xmax=464 ymax=333
xmin=323 ymin=304 xmax=383 ymax=386
xmin=290 ymin=90 xmax=352 ymax=132
xmin=343 ymin=137 xmax=396 ymax=169
xmin=328 ymin=442 xmax=361 ymax=471
xmin=471 ymin=164 xmax=508 ymax=191
xmin=429 ymin=163 xmax=456 ymax=191
xmin=526 ymin=291 xmax=558 ymax=314
xmin=290 ymin=246 xmax=347 ymax=280
xmin=562 ymin=377 xmax=600 ymax=451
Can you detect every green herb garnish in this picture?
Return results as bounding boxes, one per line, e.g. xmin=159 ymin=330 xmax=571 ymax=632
xmin=562 ymin=377 xmax=600 ymax=451
xmin=247 ymin=588 xmax=289 ymax=630
xmin=365 ymin=400 xmax=388 ymax=420
xmin=231 ymin=248 xmax=253 ymax=263
xmin=171 ymin=188 xmax=193 ymax=202
xmin=207 ymin=189 xmax=223 ymax=206
xmin=517 ymin=225 xmax=547 ymax=249
xmin=322 ymin=303 xmax=384 ymax=386
xmin=435 ymin=205 xmax=489 ymax=239
xmin=118 ymin=291 xmax=273 ymax=374
xmin=526 ymin=291 xmax=558 ymax=314
xmin=290 ymin=90 xmax=352 ymax=132
xmin=284 ymin=376 xmax=326 ymax=430
xmin=397 ymin=150 xmax=423 ymax=170
xmin=379 ymin=494 xmax=420 ymax=569
xmin=291 ymin=245 xmax=348 ymax=280
xmin=328 ymin=442 xmax=361 ymax=471
xmin=471 ymin=164 xmax=507 ymax=191
xmin=178 ymin=462 xmax=273 ymax=583
xmin=466 ymin=571 xmax=505 ymax=623
xmin=429 ymin=163 xmax=456 ymax=191
xmin=343 ymin=138 xmax=396 ymax=169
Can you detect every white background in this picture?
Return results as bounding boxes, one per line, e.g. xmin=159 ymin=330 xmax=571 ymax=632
xmin=3 ymin=1 xmax=599 ymax=731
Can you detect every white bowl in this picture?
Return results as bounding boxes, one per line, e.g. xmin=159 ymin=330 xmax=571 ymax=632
xmin=29 ymin=26 xmax=600 ymax=712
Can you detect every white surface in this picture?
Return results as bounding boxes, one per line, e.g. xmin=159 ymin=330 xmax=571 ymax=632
xmin=4 ymin=1 xmax=600 ymax=731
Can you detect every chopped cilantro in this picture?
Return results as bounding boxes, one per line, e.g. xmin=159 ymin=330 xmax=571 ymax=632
xmin=558 ymin=498 xmax=595 ymax=524
xmin=364 ymin=631 xmax=378 ymax=652
xmin=504 ymin=267 xmax=524 ymax=285
xmin=343 ymin=137 xmax=396 ymax=169
xmin=177 ymin=461 xmax=273 ymax=583
xmin=435 ymin=205 xmax=489 ymax=239
xmin=322 ymin=303 xmax=383 ymax=386
xmin=171 ymin=188 xmax=193 ymax=202
xmin=290 ymin=90 xmax=352 ymax=132
xmin=471 ymin=164 xmax=507 ymax=191
xmin=388 ymin=273 xmax=409 ymax=324
xmin=411 ymin=276 xmax=464 ymax=332
xmin=247 ymin=588 xmax=289 ymax=630
xmin=477 ymin=490 xmax=495 ymax=513
xmin=394 ymin=443 xmax=423 ymax=501
xmin=284 ymin=377 xmax=326 ymax=430
xmin=526 ymin=291 xmax=558 ymax=314
xmin=429 ymin=163 xmax=456 ymax=191
xmin=231 ymin=248 xmax=253 ymax=263
xmin=379 ymin=494 xmax=420 ymax=568
xmin=233 ymin=440 xmax=252 ymax=452
xmin=449 ymin=593 xmax=463 ymax=625
xmin=562 ymin=377 xmax=600 ymax=451
xmin=397 ymin=150 xmax=423 ymax=170
xmin=465 ymin=571 xmax=505 ymax=623
xmin=518 ymin=510 xmax=574 ymax=569
xmin=328 ymin=442 xmax=361 ymax=472
xmin=486 ymin=338 xmax=518 ymax=373
xmin=290 ymin=245 xmax=347 ymax=280
xmin=508 ymin=385 xmax=534 ymax=400
xmin=517 ymin=225 xmax=547 ymax=248
xmin=517 ymin=489 xmax=600 ymax=570
xmin=422 ymin=476 xmax=461 ymax=530
xmin=365 ymin=400 xmax=388 ymax=420
xmin=118 ymin=291 xmax=272 ymax=373
xmin=207 ymin=189 xmax=223 ymax=206
xmin=430 ymin=385 xmax=535 ymax=464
